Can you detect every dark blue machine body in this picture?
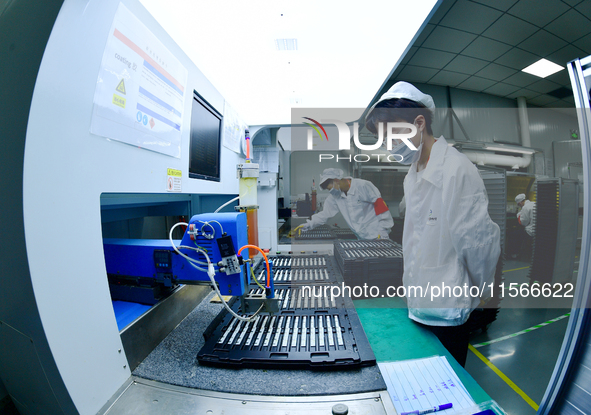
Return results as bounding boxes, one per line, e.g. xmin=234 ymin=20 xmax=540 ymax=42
xmin=103 ymin=212 xmax=249 ymax=296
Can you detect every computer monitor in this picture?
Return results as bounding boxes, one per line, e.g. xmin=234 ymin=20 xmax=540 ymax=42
xmin=188 ymin=91 xmax=222 ymax=182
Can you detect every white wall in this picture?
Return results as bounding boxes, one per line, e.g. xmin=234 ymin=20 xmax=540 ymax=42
xmin=21 ymin=0 xmax=245 ymax=413
xmin=527 ymin=107 xmax=580 ymax=176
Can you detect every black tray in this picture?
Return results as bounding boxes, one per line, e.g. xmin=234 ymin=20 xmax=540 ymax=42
xmin=197 ymin=297 xmax=375 ymax=370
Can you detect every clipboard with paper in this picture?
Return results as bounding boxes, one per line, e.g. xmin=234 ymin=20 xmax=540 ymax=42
xmin=378 ymin=355 xmax=475 ymax=414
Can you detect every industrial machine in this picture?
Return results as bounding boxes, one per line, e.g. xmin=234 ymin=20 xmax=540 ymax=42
xmin=104 ymin=212 xmax=279 ymax=314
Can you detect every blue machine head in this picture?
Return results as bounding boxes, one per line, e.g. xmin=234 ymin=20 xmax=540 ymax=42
xmin=178 ymin=212 xmax=248 ymax=295
xmin=103 ymin=212 xmax=249 ymax=298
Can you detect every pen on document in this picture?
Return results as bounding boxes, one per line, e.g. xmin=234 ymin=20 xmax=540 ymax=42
xmin=400 ymin=403 xmax=453 ymax=415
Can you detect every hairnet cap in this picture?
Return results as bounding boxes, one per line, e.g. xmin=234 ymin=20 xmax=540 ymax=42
xmin=515 ymin=194 xmax=526 ymax=203
xmin=370 ymin=81 xmax=436 ymax=115
xmin=319 ymin=168 xmax=343 ymax=186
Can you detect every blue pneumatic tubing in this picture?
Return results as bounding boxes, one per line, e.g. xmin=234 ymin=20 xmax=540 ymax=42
xmin=266 ymin=259 xmax=274 ymax=298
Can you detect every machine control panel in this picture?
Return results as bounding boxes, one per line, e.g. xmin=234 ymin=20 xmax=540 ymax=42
xmin=217 ymin=235 xmax=240 ymax=275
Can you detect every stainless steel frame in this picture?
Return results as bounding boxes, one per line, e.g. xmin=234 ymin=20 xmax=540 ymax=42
xmin=538 ymin=56 xmax=591 ymax=414
xmin=99 ymin=377 xmax=397 ymax=415
xmin=120 ymin=285 xmax=211 ymax=371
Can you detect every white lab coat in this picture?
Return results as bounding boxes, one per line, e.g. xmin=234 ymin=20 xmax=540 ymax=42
xmin=399 ymin=196 xmax=406 ymax=218
xmin=403 ymin=136 xmax=501 ymax=326
xmin=307 ymin=178 xmax=393 ymax=239
xmin=517 ymin=200 xmax=535 ymax=237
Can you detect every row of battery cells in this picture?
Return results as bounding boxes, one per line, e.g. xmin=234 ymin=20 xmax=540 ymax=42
xmin=342 ymin=248 xmax=402 ymax=258
xmin=248 ymin=287 xmax=338 ymax=309
xmin=338 ymin=241 xmax=396 ymax=250
xmin=265 ymin=256 xmax=327 ymax=268
xmin=217 ymin=314 xmax=346 ymax=351
xmin=295 ymin=231 xmax=334 ymax=239
xmin=256 ymin=267 xmax=331 ymax=283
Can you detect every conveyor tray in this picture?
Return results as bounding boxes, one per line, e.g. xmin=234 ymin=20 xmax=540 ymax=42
xmin=334 ymin=240 xmax=403 ymax=289
xmin=294 ymin=225 xmax=358 ymax=241
xmin=198 ymin=297 xmax=375 ymax=370
xmin=294 ymin=224 xmax=335 ymax=240
xmin=252 ymin=254 xmax=340 ymax=285
xmin=332 ymin=228 xmax=358 ymax=240
xmin=295 ymin=230 xmax=335 ymax=240
xmin=247 ymin=286 xmax=347 ymax=311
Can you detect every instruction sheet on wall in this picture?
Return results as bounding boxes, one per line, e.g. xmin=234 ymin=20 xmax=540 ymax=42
xmin=91 ymin=3 xmax=188 ymax=158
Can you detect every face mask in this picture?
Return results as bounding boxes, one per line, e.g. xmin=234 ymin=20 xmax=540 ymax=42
xmin=391 ymin=128 xmax=423 ymax=165
xmin=329 ymin=182 xmax=341 ymax=197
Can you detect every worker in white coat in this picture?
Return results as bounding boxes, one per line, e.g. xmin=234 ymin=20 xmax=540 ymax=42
xmin=365 ymin=81 xmax=501 ymax=366
xmin=296 ymin=168 xmax=393 ymax=240
xmin=515 ymin=193 xmax=535 ymax=237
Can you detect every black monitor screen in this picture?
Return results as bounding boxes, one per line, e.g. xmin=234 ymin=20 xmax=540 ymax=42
xmin=188 ymin=92 xmax=222 ymax=182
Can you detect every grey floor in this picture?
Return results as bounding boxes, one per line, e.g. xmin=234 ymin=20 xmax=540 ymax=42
xmin=465 ymin=259 xmax=576 ymax=415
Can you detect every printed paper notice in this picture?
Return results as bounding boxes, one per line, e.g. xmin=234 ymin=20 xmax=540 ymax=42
xmin=223 ymin=101 xmax=248 ymax=154
xmin=166 ymin=168 xmax=182 ymax=192
xmin=378 ymin=356 xmax=476 ymax=414
xmin=91 ymin=3 xmax=188 ymax=158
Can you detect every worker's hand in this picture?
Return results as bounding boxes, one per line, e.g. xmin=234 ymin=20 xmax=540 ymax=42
xmin=376 ymin=230 xmax=390 ymax=240
xmin=293 ymin=224 xmax=305 ymax=236
xmin=290 ymin=224 xmax=309 ymax=237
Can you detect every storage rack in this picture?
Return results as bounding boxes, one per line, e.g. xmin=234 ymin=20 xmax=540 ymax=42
xmin=479 ymin=166 xmax=507 ymax=252
xmin=528 ymin=178 xmax=579 ymax=284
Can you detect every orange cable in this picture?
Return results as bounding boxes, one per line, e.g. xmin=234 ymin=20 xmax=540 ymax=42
xmin=238 ymin=245 xmax=271 ymax=288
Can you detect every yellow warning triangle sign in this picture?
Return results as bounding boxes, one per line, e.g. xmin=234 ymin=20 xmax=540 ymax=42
xmin=116 ymin=79 xmax=126 ymax=95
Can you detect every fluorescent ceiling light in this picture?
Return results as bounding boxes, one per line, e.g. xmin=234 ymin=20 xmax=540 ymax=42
xmin=275 ymin=39 xmax=298 ymax=51
xmin=522 ymin=58 xmax=564 ymax=78
xmin=485 ymin=145 xmax=536 ymax=155
xmin=454 ymin=141 xmax=537 ymax=155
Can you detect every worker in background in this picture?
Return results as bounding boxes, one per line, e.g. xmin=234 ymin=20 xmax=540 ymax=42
xmin=515 ymin=193 xmax=535 ymax=237
xmin=365 ymin=81 xmax=501 ymax=367
xmin=295 ymin=168 xmax=393 ymax=240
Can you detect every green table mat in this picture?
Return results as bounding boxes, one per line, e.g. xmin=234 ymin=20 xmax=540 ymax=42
xmin=354 ymin=297 xmax=490 ymax=404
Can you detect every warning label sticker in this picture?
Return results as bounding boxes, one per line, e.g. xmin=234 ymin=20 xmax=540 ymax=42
xmin=112 ymin=94 xmax=126 ymax=108
xmin=166 ymin=168 xmax=182 ymax=192
xmin=116 ymin=79 xmax=126 ymax=94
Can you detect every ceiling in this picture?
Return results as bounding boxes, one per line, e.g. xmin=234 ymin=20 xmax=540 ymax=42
xmin=139 ymin=0 xmax=438 ymax=125
xmin=377 ymin=0 xmax=591 ymax=109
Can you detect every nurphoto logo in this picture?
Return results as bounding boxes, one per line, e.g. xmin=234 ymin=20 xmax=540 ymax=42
xmin=303 ymin=118 xmax=418 ymax=164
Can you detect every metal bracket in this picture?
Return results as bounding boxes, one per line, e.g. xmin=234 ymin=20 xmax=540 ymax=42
xmin=240 ymin=293 xmax=280 ymax=314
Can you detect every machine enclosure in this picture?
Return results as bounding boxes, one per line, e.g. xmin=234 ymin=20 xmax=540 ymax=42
xmin=103 ymin=212 xmax=249 ymax=296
